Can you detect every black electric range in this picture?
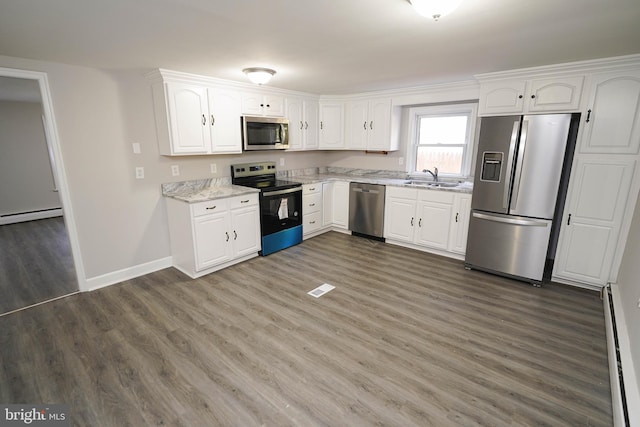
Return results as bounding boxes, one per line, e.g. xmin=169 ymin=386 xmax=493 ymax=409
xmin=231 ymin=162 xmax=302 ymax=255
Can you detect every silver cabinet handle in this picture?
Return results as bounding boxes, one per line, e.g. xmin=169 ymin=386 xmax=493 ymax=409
xmin=363 ymin=121 xmax=367 ymax=130
xmin=305 ymin=121 xmax=308 ymax=130
xmin=211 ymin=115 xmax=215 ymax=126
xmin=233 ymin=230 xmax=237 ymax=240
xmin=370 ymin=121 xmax=373 ymax=130
xmin=205 ymin=206 xmax=217 ymax=210
xmin=455 ymin=213 xmax=459 ymax=223
xmin=309 ymin=203 xmax=316 ymax=207
xmin=225 ymin=232 xmax=229 ymax=242
xmin=202 ymin=114 xmax=206 ymax=126
xmin=240 ymin=199 xmax=250 ymax=203
xmin=300 ymin=121 xmax=304 ymax=130
xmin=418 ymin=218 xmax=422 ymax=227
xmin=411 ymin=217 xmax=414 ymax=226
xmin=320 ymin=121 xmax=323 ymax=130
xmin=309 ymin=187 xmax=315 ymax=191
xmin=310 ymin=220 xmax=316 ymax=224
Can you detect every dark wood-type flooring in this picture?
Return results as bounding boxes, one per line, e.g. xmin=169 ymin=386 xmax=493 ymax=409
xmin=0 ymin=217 xmax=78 ymax=314
xmin=0 ymin=232 xmax=612 ymax=426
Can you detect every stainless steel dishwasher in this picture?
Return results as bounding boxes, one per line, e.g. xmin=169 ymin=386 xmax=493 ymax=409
xmin=349 ymin=182 xmax=386 ymax=240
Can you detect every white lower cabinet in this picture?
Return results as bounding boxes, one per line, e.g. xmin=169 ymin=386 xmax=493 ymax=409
xmin=553 ymin=156 xmax=636 ymax=286
xmin=332 ymin=181 xmax=350 ymax=229
xmin=384 ymin=186 xmax=471 ymax=257
xmin=166 ymin=194 xmax=261 ymax=278
xmin=303 ymin=183 xmax=323 ymax=236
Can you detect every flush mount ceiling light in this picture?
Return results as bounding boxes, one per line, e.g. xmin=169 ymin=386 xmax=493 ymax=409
xmin=242 ymin=67 xmax=276 ymax=85
xmin=410 ymin=0 xmax=464 ymax=21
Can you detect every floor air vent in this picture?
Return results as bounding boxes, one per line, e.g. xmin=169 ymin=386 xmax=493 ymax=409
xmin=307 ymin=283 xmax=335 ymax=298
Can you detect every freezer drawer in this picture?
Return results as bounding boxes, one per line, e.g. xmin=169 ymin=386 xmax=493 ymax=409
xmin=465 ymin=211 xmax=552 ymax=283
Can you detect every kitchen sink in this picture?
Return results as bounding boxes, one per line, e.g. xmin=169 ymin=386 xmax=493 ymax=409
xmin=404 ymin=180 xmax=459 ymax=188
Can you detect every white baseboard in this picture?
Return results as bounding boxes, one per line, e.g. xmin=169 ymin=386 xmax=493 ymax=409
xmin=0 ymin=208 xmax=63 ymax=225
xmin=83 ymin=256 xmax=173 ymax=292
xmin=606 ymin=284 xmax=640 ymax=426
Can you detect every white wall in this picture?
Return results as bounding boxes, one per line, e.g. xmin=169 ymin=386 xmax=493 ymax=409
xmin=0 ymin=55 xmax=328 ymax=282
xmin=615 ymin=194 xmax=640 ymax=395
xmin=0 ymin=100 xmax=61 ymax=216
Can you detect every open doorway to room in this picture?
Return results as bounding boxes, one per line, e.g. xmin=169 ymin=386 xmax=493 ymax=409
xmin=0 ymin=73 xmax=81 ymax=315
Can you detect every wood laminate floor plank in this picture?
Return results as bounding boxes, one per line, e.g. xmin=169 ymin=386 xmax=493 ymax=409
xmin=0 ymin=232 xmax=612 ymax=426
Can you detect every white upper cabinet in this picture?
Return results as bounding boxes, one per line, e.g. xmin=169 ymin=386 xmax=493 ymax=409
xmin=579 ymin=71 xmax=640 ymax=154
xmin=153 ymin=81 xmax=243 ymax=155
xmin=478 ymin=76 xmax=584 ymax=116
xmin=164 ymin=82 xmax=212 ymax=154
xmin=241 ymin=92 xmax=285 ymax=117
xmin=286 ymin=96 xmax=319 ymax=151
xmin=319 ymin=102 xmax=345 ymax=149
xmin=346 ymin=98 xmax=398 ymax=151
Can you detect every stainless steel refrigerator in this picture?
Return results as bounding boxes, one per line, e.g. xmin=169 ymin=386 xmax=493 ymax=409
xmin=465 ymin=113 xmax=579 ymax=285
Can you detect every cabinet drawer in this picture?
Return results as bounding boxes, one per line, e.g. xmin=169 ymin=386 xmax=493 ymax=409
xmin=304 ymin=211 xmax=322 ymax=233
xmin=228 ymin=194 xmax=259 ymax=209
xmin=192 ymin=199 xmax=229 ymax=217
xmin=303 ymin=183 xmax=322 ymax=195
xmin=418 ymin=189 xmax=455 ymax=204
xmin=304 ymin=192 xmax=322 ymax=214
xmin=387 ymin=186 xmax=418 ymax=200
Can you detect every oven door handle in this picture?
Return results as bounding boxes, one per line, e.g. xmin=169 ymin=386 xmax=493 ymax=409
xmin=262 ymin=187 xmax=302 ymax=197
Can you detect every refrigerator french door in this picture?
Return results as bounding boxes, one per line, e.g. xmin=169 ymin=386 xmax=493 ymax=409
xmin=465 ymin=113 xmax=579 ymax=284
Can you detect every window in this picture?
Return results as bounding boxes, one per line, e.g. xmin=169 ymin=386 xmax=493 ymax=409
xmin=407 ymin=103 xmax=477 ymax=178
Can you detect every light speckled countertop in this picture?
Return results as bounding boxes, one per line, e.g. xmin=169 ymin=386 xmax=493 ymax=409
xmin=162 ymin=178 xmax=259 ymax=203
xmin=162 ymin=169 xmax=473 ymax=203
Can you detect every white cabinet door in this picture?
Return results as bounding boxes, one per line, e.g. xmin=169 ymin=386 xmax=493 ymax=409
xmin=208 ymin=88 xmax=242 ymax=153
xmin=478 ymin=80 xmax=527 ymax=116
xmin=242 ymin=92 xmax=284 ymax=117
xmin=322 ymin=182 xmax=334 ymax=227
xmin=553 ymin=156 xmax=636 ymax=286
xmin=367 ymin=98 xmax=393 ymax=151
xmin=332 ymin=181 xmax=350 ymax=229
xmin=479 ymin=77 xmax=584 ymax=116
xmin=286 ymin=97 xmax=304 ymax=151
xmin=346 ymin=100 xmax=369 ymax=150
xmin=579 ymin=71 xmax=640 ymax=154
xmin=449 ymin=194 xmax=472 ymax=254
xmin=230 ymin=206 xmax=261 ymax=257
xmin=319 ymin=102 xmax=345 ymax=149
xmin=194 ymin=211 xmax=232 ymax=270
xmin=304 ymin=100 xmax=320 ymax=150
xmin=414 ymin=200 xmax=452 ymax=250
xmin=384 ymin=197 xmax=417 ymax=242
xmin=527 ymin=77 xmax=584 ymax=112
xmin=166 ymin=82 xmax=211 ymax=154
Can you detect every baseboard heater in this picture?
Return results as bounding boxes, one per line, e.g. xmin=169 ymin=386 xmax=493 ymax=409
xmin=604 ymin=284 xmax=639 ymax=426
xmin=0 ymin=207 xmax=63 ymax=225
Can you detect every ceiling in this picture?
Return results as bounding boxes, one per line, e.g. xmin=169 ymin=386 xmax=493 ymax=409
xmin=1 ymin=0 xmax=639 ymax=94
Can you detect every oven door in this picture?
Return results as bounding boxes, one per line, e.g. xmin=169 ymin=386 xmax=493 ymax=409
xmin=260 ymin=187 xmax=302 ymax=236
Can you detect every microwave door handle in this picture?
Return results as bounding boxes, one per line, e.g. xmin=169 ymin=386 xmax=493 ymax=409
xmin=510 ymin=119 xmax=529 ymax=211
xmin=503 ymin=120 xmax=520 ymax=210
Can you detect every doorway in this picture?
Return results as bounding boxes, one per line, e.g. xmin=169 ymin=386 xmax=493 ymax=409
xmin=0 ymin=69 xmax=83 ymax=315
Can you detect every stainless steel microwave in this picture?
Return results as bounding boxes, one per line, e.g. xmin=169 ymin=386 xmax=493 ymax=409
xmin=242 ymin=116 xmax=289 ymax=150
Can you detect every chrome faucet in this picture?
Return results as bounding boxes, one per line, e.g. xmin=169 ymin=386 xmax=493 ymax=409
xmin=422 ymin=167 xmax=438 ymax=182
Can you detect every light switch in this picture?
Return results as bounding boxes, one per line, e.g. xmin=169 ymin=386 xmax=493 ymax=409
xmin=210 ymin=163 xmax=217 ymax=174
xmin=135 ymin=167 xmax=144 ymax=179
xmin=171 ymin=165 xmax=180 ymax=176
xmin=279 ymin=158 xmax=285 ymax=166
xmin=132 ymin=143 xmax=141 ymax=154
xmin=398 ymin=157 xmax=404 ymax=166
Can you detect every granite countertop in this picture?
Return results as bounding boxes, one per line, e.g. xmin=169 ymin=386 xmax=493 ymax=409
xmin=286 ymin=173 xmax=474 ymax=194
xmin=161 ymin=169 xmax=473 ymax=203
xmin=162 ymin=178 xmax=259 ymax=203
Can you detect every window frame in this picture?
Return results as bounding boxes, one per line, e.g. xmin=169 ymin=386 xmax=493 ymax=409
xmin=406 ymin=102 xmax=478 ymax=179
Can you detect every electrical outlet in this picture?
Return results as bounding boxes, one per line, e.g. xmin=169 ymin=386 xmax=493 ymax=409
xmin=210 ymin=163 xmax=217 ymax=174
xmin=132 ymin=143 xmax=141 ymax=154
xmin=280 ymin=157 xmax=285 ymax=166
xmin=171 ymin=165 xmax=180 ymax=176
xmin=135 ymin=167 xmax=144 ymax=179
xmin=399 ymin=157 xmax=404 ymax=166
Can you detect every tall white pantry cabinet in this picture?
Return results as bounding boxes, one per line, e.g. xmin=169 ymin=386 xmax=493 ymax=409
xmin=552 ymin=69 xmax=640 ymax=288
